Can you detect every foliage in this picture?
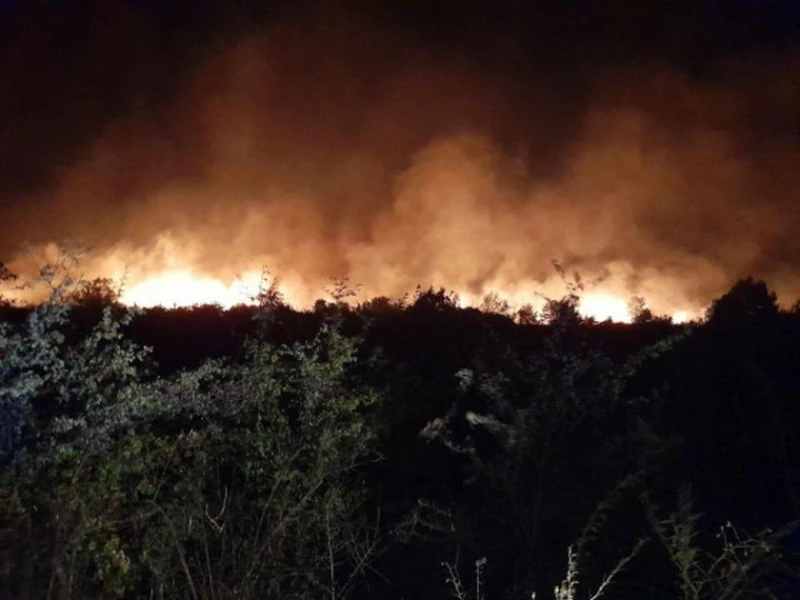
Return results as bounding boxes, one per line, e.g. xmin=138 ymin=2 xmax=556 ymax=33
xmin=0 ymin=262 xmax=20 ymax=307
xmin=706 ymin=277 xmax=779 ymax=324
xmin=68 ymin=277 xmax=123 ymax=308
xmin=628 ymin=296 xmax=654 ymax=324
xmin=479 ymin=293 xmax=512 ymax=318
xmin=644 ymin=489 xmax=793 ymax=600
xmin=2 ymin=268 xmax=799 ymax=600
xmin=416 ymin=297 xmax=660 ymax=596
xmin=0 ymin=264 xmax=383 ymax=599
xmin=0 ymin=279 xmax=149 ymax=464
xmin=416 ymin=286 xmax=796 ymax=598
xmin=412 ymin=286 xmax=460 ymax=314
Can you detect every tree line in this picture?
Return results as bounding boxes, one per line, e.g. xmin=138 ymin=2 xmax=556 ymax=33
xmin=1 ymin=261 xmax=799 ymax=598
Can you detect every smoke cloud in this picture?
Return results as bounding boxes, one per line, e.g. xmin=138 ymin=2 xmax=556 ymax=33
xmin=2 ymin=4 xmax=799 ymax=316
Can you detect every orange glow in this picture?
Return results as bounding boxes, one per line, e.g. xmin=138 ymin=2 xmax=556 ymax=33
xmin=109 ymin=265 xmax=645 ymax=322
xmin=3 ymin=239 xmax=702 ymax=322
xmin=1 ymin=12 xmax=798 ymax=330
xmin=114 ymin=265 xmax=312 ymax=310
xmin=579 ymin=294 xmax=632 ymax=323
xmin=120 ymin=270 xmax=253 ymax=308
xmin=670 ymin=310 xmax=691 ymax=324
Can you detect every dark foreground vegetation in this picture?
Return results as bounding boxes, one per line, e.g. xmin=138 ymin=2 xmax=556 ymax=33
xmin=2 ymin=265 xmax=800 ymax=599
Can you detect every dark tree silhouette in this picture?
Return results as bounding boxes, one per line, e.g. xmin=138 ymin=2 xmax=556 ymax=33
xmin=411 ymin=286 xmax=459 ymax=314
xmin=69 ymin=277 xmax=121 ymax=308
xmin=0 ymin=263 xmax=15 ymax=283
xmin=706 ymin=277 xmax=779 ymax=324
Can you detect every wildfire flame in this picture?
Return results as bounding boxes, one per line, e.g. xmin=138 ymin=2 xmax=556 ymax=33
xmin=0 ymin=6 xmax=797 ymax=329
xmin=107 ymin=261 xmax=689 ymax=323
xmin=1 ymin=238 xmax=701 ymax=323
xmin=579 ymin=294 xmax=632 ymax=323
xmin=119 ymin=270 xmax=257 ymax=309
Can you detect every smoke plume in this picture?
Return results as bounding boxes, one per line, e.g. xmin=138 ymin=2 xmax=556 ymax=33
xmin=2 ymin=4 xmax=799 ymax=317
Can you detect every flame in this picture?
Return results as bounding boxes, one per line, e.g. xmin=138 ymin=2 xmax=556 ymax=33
xmin=120 ymin=270 xmax=255 ymax=308
xmin=109 ymin=265 xmax=701 ymax=323
xmin=670 ymin=310 xmax=691 ymax=324
xmin=1 ymin=12 xmax=798 ymax=329
xmin=2 ymin=239 xmax=700 ymax=322
xmin=580 ymin=294 xmax=632 ymax=323
xmin=112 ymin=266 xmax=668 ymax=323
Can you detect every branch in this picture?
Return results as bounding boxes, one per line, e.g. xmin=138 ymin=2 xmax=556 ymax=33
xmin=588 ymin=537 xmax=648 ymax=600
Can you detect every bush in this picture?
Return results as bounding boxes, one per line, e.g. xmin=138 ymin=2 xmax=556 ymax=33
xmin=1 ymin=273 xmax=383 ymax=598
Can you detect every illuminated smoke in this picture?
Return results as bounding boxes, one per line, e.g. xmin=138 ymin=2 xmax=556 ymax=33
xmin=1 ymin=7 xmax=798 ymax=320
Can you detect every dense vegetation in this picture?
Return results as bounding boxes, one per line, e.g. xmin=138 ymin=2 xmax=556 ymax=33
xmin=1 ymin=263 xmax=799 ymax=599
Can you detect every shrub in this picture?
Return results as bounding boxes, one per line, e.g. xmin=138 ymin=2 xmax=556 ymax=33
xmin=1 ymin=268 xmax=383 ymax=598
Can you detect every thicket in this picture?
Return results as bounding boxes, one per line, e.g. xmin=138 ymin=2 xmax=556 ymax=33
xmin=1 ymin=263 xmax=799 ymax=599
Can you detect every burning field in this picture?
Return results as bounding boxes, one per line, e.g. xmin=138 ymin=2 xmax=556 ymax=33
xmin=2 ymin=2 xmax=799 ymax=321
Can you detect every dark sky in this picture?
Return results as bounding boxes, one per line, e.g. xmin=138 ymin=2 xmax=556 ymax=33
xmin=2 ymin=0 xmax=797 ymax=196
xmin=1 ymin=1 xmax=799 ymax=313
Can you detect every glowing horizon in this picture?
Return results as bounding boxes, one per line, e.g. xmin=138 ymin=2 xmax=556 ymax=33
xmin=0 ymin=6 xmax=798 ymax=334
xmin=114 ymin=271 xmax=699 ymax=323
xmin=2 ymin=254 xmax=698 ymax=324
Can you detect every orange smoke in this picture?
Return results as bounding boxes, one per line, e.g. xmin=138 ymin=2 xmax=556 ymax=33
xmin=1 ymin=7 xmax=798 ymax=321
